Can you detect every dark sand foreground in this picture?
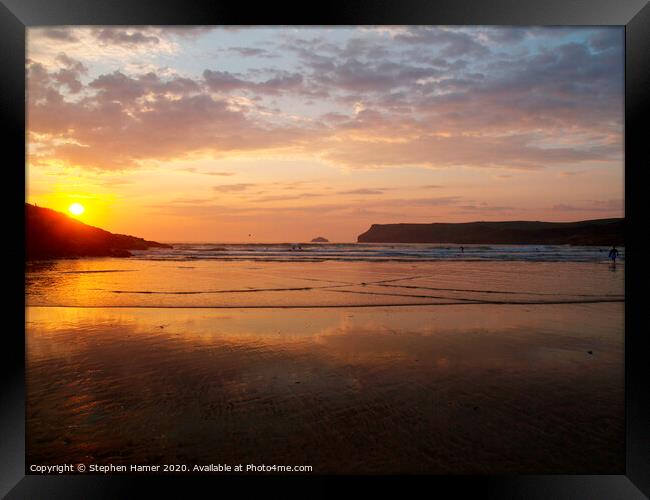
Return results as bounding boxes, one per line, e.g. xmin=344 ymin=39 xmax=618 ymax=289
xmin=26 ymin=301 xmax=624 ymax=474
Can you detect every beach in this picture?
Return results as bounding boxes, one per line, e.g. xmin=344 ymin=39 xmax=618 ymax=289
xmin=25 ymin=251 xmax=624 ymax=474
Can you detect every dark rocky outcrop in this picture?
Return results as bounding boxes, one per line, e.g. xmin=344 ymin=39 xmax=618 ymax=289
xmin=311 ymin=236 xmax=329 ymax=242
xmin=26 ymin=203 xmax=172 ymax=260
xmin=357 ymin=218 xmax=624 ymax=246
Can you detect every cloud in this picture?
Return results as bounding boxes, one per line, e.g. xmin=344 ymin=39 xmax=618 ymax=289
xmin=394 ymin=27 xmax=490 ymax=58
xmin=338 ymin=188 xmax=386 ymax=195
xmin=229 ymin=47 xmax=276 ymax=58
xmin=162 ymin=26 xmax=216 ymax=38
xmin=403 ymin=196 xmax=461 ymax=206
xmin=89 ymin=71 xmax=200 ymax=102
xmin=552 ymin=203 xmax=586 ymax=211
xmin=39 ymin=28 xmax=79 ymax=42
xmin=588 ymin=29 xmax=624 ymax=52
xmin=28 ymin=85 xmax=253 ymax=169
xmin=212 ymin=183 xmax=256 ymax=192
xmin=94 ymin=28 xmax=160 ymax=47
xmin=456 ymin=204 xmax=515 ymax=213
xmin=203 ymin=69 xmax=303 ymax=95
xmin=52 ymin=69 xmax=84 ymax=93
xmin=27 ymin=61 xmax=319 ymax=169
xmin=590 ymin=199 xmax=624 ymax=210
xmin=201 ymin=70 xmax=248 ymax=92
xmin=55 ymin=53 xmax=87 ymax=72
xmin=558 ymin=171 xmax=586 ymax=177
xmin=480 ymin=27 xmax=529 ymax=44
xmin=319 ymin=131 xmax=609 ymax=171
xmin=308 ymin=58 xmax=443 ymax=93
xmin=181 ymin=168 xmax=236 ymax=176
xmin=146 ymin=195 xmax=472 ymax=226
xmin=26 ymin=55 xmax=89 ymax=98
xmin=255 ymin=193 xmax=325 ymax=202
xmin=26 ymin=27 xmax=623 ymax=180
xmin=27 ymin=27 xmax=181 ymax=65
xmin=339 ymin=37 xmax=391 ymax=59
xmin=551 ymin=199 xmax=623 ymax=212
xmin=411 ymin=43 xmax=623 ymax=139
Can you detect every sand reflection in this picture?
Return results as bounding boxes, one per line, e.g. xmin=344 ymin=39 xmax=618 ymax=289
xmin=27 ymin=303 xmax=623 ymax=473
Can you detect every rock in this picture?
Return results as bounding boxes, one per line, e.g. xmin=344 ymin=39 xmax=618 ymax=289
xmin=357 ymin=219 xmax=624 ymax=245
xmin=109 ymin=249 xmax=133 ymax=257
xmin=310 ymin=236 xmax=329 ymax=242
xmin=26 ymin=203 xmax=172 ymax=260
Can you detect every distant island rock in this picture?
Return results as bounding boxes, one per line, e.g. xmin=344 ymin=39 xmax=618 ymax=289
xmin=357 ymin=219 xmax=624 ymax=246
xmin=26 ymin=203 xmax=172 ymax=260
xmin=311 ymin=236 xmax=329 ymax=242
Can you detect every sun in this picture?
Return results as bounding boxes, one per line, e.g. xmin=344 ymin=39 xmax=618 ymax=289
xmin=68 ymin=203 xmax=85 ymax=216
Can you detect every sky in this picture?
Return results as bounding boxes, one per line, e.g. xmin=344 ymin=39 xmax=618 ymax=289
xmin=26 ymin=26 xmax=624 ymax=242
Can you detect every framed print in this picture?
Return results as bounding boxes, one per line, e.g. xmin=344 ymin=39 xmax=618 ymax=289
xmin=2 ymin=0 xmax=649 ymax=497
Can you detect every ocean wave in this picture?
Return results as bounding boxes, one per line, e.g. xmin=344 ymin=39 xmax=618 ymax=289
xmin=130 ymin=242 xmax=625 ymax=264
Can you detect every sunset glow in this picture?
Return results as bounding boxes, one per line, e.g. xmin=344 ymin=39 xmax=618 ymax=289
xmin=26 ymin=26 xmax=624 ymax=242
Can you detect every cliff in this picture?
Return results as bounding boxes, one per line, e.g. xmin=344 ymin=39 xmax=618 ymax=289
xmin=26 ymin=203 xmax=172 ymax=260
xmin=357 ymin=218 xmax=624 ymax=246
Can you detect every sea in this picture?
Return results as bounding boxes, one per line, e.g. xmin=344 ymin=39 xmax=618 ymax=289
xmin=129 ymin=242 xmax=624 ymax=263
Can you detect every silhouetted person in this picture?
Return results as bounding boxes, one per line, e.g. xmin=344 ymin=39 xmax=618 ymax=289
xmin=460 ymin=246 xmax=464 ymax=253
xmin=608 ymin=246 xmax=619 ymax=262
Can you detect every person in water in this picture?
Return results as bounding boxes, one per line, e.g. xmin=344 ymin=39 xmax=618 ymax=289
xmin=608 ymin=246 xmax=619 ymax=262
xmin=460 ymin=246 xmax=464 ymax=253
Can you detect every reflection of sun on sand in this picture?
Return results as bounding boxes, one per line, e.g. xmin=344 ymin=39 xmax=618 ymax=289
xmin=26 ymin=301 xmax=624 ymax=473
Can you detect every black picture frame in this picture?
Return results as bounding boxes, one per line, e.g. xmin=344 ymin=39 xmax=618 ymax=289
xmin=2 ymin=1 xmax=648 ymax=497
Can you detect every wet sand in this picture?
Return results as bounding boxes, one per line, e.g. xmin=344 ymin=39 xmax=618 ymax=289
xmin=26 ymin=300 xmax=624 ymax=473
xmin=26 ymin=259 xmax=624 ymax=308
